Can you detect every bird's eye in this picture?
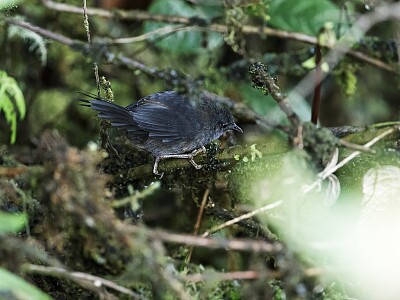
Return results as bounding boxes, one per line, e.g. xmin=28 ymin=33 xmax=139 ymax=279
xmin=222 ymin=123 xmax=229 ymax=129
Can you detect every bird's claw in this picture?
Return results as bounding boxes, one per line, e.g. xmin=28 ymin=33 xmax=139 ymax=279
xmin=153 ymin=158 xmax=164 ymax=178
xmin=190 ymin=158 xmax=202 ymax=169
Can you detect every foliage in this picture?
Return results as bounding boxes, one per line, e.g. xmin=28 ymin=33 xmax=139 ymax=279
xmin=0 ymin=268 xmax=52 ymax=300
xmin=245 ymin=0 xmax=271 ymax=22
xmin=334 ymin=62 xmax=359 ymax=97
xmin=268 ymin=0 xmax=341 ymax=36
xmin=0 ymin=70 xmax=26 ymax=144
xmin=144 ymin=0 xmax=223 ymax=54
xmin=8 ymin=19 xmax=47 ymax=65
xmin=0 ymin=212 xmax=50 ymax=299
xmin=0 ymin=0 xmax=23 ymax=11
xmin=0 ymin=211 xmax=26 ymax=233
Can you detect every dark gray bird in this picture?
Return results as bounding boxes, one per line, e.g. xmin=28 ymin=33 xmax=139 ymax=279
xmin=79 ymin=91 xmax=242 ymax=176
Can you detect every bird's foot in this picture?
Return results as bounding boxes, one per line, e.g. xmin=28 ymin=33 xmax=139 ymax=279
xmin=152 ymin=158 xmax=164 ymax=178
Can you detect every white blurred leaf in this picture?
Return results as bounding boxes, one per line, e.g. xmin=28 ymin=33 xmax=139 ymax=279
xmin=355 ymin=166 xmax=400 ymax=299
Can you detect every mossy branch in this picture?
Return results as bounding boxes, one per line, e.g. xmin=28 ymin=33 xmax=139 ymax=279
xmin=123 ymin=141 xmax=290 ymax=180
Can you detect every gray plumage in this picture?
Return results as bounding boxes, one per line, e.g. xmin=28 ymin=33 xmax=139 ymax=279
xmin=79 ymin=91 xmax=242 ymax=176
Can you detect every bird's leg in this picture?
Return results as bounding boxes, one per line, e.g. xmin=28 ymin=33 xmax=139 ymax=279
xmin=153 ymin=157 xmax=164 ymax=178
xmin=187 ymin=146 xmax=206 ymax=169
xmin=152 ymin=146 xmax=207 ymax=176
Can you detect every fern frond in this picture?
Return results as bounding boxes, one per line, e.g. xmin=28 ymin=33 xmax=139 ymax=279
xmin=8 ymin=18 xmax=47 ymax=66
xmin=0 ymin=70 xmax=26 ymax=144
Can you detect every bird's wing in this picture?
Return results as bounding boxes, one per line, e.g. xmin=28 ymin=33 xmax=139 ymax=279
xmin=132 ymin=97 xmax=199 ymax=144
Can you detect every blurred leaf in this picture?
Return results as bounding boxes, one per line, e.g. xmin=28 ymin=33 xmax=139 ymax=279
xmin=0 ymin=0 xmax=23 ymax=11
xmin=268 ymin=0 xmax=340 ymax=36
xmin=0 ymin=70 xmax=26 ymax=144
xmin=302 ymin=57 xmax=330 ymax=72
xmin=240 ymin=84 xmax=287 ymax=124
xmin=0 ymin=212 xmax=27 ymax=233
xmin=245 ymin=0 xmax=270 ymax=22
xmin=0 ymin=268 xmax=52 ymax=300
xmin=251 ymin=153 xmax=400 ymax=298
xmin=144 ymin=0 xmax=223 ymax=54
xmin=9 ymin=20 xmax=47 ymax=65
xmin=360 ymin=166 xmax=400 ymax=219
xmin=241 ymin=83 xmax=311 ymax=123
xmin=356 ymin=166 xmax=400 ymax=298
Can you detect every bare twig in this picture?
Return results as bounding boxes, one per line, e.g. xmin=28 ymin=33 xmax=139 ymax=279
xmin=23 ymin=264 xmax=144 ymax=299
xmin=202 ymin=200 xmax=282 ymax=237
xmin=185 ymin=187 xmax=210 ymax=263
xmin=127 ymin=225 xmax=282 ymax=253
xmin=0 ymin=166 xmax=27 ymax=177
xmin=194 ymin=188 xmax=210 ymax=235
xmin=40 ymin=0 xmax=398 ymax=73
xmin=110 ymin=25 xmax=197 ymax=44
xmin=184 ymin=268 xmax=318 ymax=282
xmin=6 ymin=18 xmax=75 ymax=45
xmin=320 ymin=127 xmax=397 ymax=178
xmin=339 ymin=139 xmax=375 ymax=153
xmin=184 ymin=270 xmax=263 ymax=282
xmin=41 ymin=0 xmax=192 ymax=24
xmin=303 ymin=126 xmax=398 ymax=193
xmin=311 ymin=43 xmax=322 ymax=124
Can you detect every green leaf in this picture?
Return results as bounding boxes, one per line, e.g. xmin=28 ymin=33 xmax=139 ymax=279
xmin=0 ymin=268 xmax=52 ymax=300
xmin=240 ymin=83 xmax=310 ymax=123
xmin=0 ymin=70 xmax=26 ymax=144
xmin=144 ymin=0 xmax=223 ymax=54
xmin=0 ymin=0 xmax=23 ymax=11
xmin=302 ymin=57 xmax=330 ymax=72
xmin=268 ymin=0 xmax=340 ymax=36
xmin=0 ymin=212 xmax=27 ymax=233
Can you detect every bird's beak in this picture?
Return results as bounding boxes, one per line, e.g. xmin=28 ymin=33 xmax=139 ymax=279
xmin=231 ymin=123 xmax=243 ymax=133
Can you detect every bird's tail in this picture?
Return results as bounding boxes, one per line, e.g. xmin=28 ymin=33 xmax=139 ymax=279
xmin=76 ymin=91 xmax=137 ymax=130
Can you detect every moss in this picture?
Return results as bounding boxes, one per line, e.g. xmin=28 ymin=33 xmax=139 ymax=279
xmin=32 ymin=131 xmax=132 ymax=274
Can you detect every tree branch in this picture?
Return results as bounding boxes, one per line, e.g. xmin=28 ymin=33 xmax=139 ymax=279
xmin=126 ymin=225 xmax=282 ymax=253
xmin=122 ymin=142 xmax=289 ymax=180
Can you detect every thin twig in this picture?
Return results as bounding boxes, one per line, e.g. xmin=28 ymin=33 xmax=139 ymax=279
xmin=0 ymin=166 xmax=27 ymax=177
xmin=311 ymin=43 xmax=322 ymax=124
xmin=6 ymin=17 xmax=75 ymax=45
xmin=23 ymin=264 xmax=144 ymax=299
xmin=185 ymin=187 xmax=210 ymax=263
xmin=320 ymin=127 xmax=397 ymax=179
xmin=110 ymin=25 xmax=196 ymax=44
xmin=127 ymin=226 xmax=282 ymax=253
xmin=339 ymin=139 xmax=375 ymax=153
xmin=202 ymin=200 xmax=282 ymax=237
xmin=303 ymin=126 xmax=398 ymax=193
xmin=184 ymin=270 xmax=264 ymax=282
